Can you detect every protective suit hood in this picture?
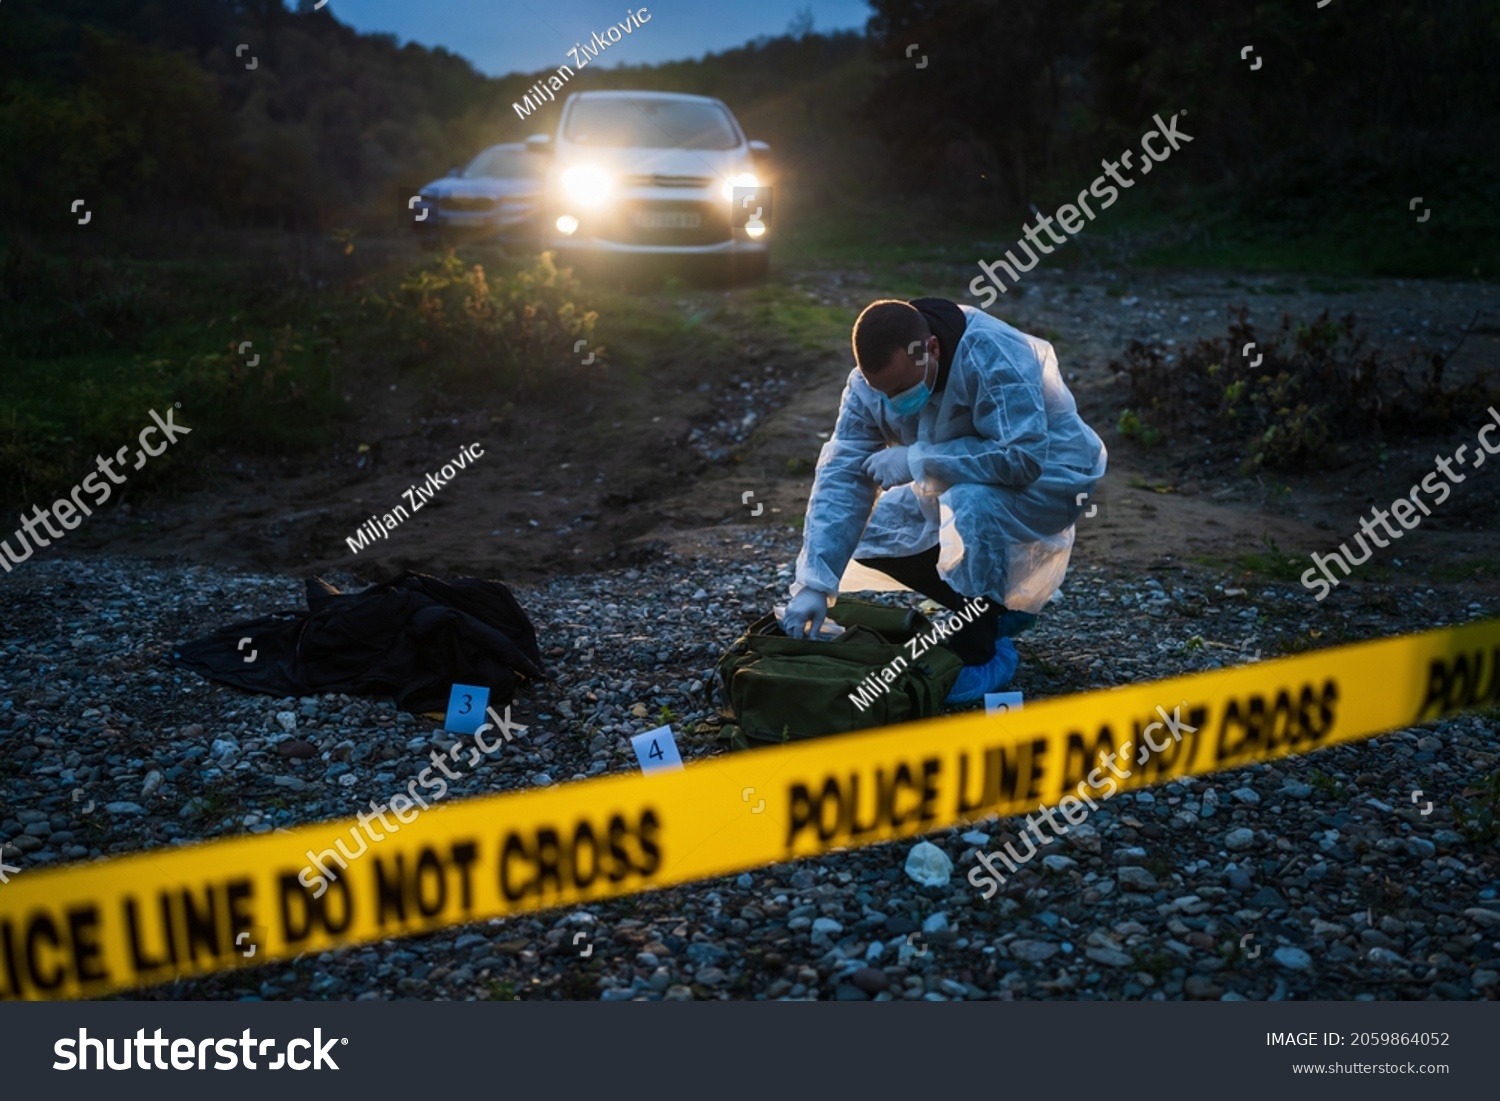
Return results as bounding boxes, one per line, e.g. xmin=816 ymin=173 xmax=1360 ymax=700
xmin=908 ymin=297 xmax=967 ymax=391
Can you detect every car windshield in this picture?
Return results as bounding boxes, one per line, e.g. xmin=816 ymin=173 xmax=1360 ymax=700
xmin=563 ymin=98 xmax=740 ymax=150
xmin=462 ymin=148 xmax=538 ymax=179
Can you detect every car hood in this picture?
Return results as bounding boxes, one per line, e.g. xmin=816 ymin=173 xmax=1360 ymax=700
xmin=556 ymin=145 xmax=746 ymax=180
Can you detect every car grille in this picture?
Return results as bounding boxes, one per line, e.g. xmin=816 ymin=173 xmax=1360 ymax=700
xmin=620 ymin=174 xmax=715 ymax=189
xmin=597 ymin=199 xmax=730 ymax=246
xmin=439 ymin=195 xmax=498 ymax=212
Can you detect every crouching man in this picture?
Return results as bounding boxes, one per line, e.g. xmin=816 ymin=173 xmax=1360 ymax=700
xmin=781 ymin=297 xmax=1106 ymax=703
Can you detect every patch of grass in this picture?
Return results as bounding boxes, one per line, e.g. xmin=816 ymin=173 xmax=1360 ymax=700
xmin=198 ymin=791 xmax=231 ymax=818
xmin=1361 ymin=591 xmax=1403 ymax=615
xmin=743 ymin=283 xmax=849 ymax=353
xmin=1022 ymin=651 xmax=1068 ymax=678
xmin=1126 ymin=473 xmax=1175 ymax=492
xmin=1428 ymin=558 xmax=1500 ymax=584
xmin=1117 ymin=410 xmax=1160 ymax=447
xmin=78 ymin=813 xmax=111 ymax=849
xmin=770 ymin=200 xmax=979 ymax=270
xmin=1303 ymin=277 xmax=1374 ymax=295
xmin=1130 ymin=198 xmax=1499 ymax=280
xmin=1278 ymin=623 xmax=1360 ymax=655
xmin=1452 ymin=767 xmax=1500 ymax=846
xmin=1131 ymin=948 xmax=1175 ymax=979
xmin=1232 ymin=534 xmax=1307 ymax=583
xmin=0 ymin=262 xmax=300 ymax=498
xmin=1308 ymin=768 xmax=1345 ymax=798
xmin=0 ymin=245 xmax=618 ymax=505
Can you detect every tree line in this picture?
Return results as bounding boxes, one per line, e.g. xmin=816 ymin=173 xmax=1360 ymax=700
xmin=0 ymin=0 xmax=1495 ymax=240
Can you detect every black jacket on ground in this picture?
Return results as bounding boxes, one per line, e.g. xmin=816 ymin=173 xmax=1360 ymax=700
xmin=168 ymin=571 xmax=546 ymax=713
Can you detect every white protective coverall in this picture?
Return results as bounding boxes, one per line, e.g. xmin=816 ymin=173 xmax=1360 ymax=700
xmin=792 ymin=306 xmax=1106 ymax=614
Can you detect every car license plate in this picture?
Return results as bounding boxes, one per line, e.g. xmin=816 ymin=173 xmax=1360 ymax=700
xmin=633 ymin=210 xmax=701 ymax=229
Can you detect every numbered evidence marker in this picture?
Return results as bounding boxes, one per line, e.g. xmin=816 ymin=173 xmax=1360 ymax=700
xmin=630 ymin=724 xmax=684 ymax=773
xmin=444 ymin=683 xmax=491 ymax=735
xmin=984 ymin=691 xmax=1024 ymax=715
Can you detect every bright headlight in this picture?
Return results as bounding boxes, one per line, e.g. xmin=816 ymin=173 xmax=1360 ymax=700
xmin=561 ymin=165 xmax=612 ymax=206
xmin=721 ymin=172 xmax=759 ymax=201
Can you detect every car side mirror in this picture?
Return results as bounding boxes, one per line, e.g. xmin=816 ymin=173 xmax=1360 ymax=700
xmin=749 ymin=140 xmax=771 ymax=157
xmin=525 ymin=134 xmax=553 ymax=155
xmin=447 ymin=167 xmax=461 ymax=177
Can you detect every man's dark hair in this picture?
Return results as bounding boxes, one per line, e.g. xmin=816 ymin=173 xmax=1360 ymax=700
xmin=852 ymin=300 xmax=928 ymax=374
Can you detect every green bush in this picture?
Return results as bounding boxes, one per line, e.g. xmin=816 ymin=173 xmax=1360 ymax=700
xmin=369 ymin=250 xmax=601 ymax=396
xmin=0 ymin=239 xmax=169 ymax=357
xmin=1107 ymin=306 xmax=1500 ymax=472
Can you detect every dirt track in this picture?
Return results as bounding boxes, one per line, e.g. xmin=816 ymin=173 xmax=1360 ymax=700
xmin=63 ymin=263 xmax=1500 ymax=599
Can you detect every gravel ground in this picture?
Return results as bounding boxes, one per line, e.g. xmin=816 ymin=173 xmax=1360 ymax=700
xmin=2 ymin=543 xmax=1498 ymax=1001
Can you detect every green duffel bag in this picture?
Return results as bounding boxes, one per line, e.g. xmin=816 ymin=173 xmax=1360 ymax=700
xmin=712 ymin=597 xmax=964 ymax=749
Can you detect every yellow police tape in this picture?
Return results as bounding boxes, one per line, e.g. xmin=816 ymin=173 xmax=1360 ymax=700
xmin=3 ymin=618 xmax=1497 ymax=1000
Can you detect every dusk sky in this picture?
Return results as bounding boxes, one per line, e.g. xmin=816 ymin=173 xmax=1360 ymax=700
xmin=322 ymin=0 xmax=874 ymax=79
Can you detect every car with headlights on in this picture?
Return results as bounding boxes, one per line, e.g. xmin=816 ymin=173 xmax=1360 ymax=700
xmin=525 ymin=91 xmax=771 ymax=280
xmin=411 ymin=142 xmax=543 ymax=248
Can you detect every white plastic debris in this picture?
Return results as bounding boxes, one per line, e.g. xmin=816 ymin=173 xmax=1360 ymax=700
xmin=904 ymin=840 xmax=953 ymax=887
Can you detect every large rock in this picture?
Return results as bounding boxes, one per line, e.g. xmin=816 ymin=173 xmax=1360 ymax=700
xmin=904 ymin=841 xmax=953 ymax=887
xmin=1224 ymin=827 xmax=1256 ymax=851
xmin=1008 ymin=939 xmax=1058 ymax=963
xmin=1117 ymin=866 xmax=1158 ymax=891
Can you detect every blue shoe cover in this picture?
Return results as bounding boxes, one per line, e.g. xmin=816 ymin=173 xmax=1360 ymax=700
xmin=945 ymin=637 xmax=1019 ymax=704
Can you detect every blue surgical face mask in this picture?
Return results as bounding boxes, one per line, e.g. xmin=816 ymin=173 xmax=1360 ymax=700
xmin=884 ymin=355 xmax=934 ymax=417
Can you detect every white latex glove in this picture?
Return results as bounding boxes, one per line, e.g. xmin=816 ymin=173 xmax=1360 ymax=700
xmin=782 ymin=588 xmax=831 ymax=639
xmin=863 ymin=446 xmax=914 ymax=490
